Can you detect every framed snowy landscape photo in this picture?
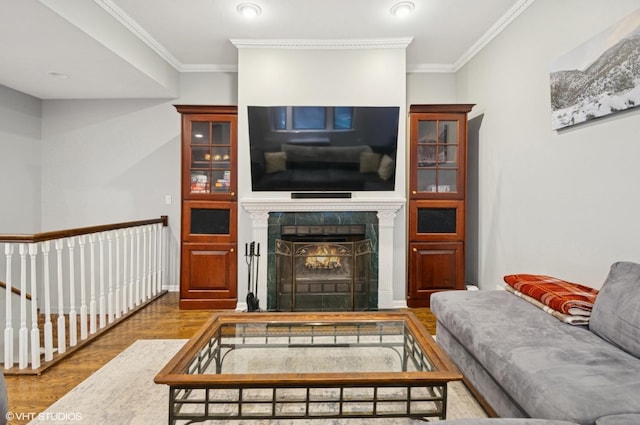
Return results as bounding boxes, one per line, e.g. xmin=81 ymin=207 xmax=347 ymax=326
xmin=550 ymin=8 xmax=640 ymax=130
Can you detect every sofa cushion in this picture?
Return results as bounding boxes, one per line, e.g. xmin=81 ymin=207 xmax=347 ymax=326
xmin=264 ymin=151 xmax=287 ymax=173
xmin=595 ymin=414 xmax=640 ymax=425
xmin=377 ymin=154 xmax=395 ymax=180
xmin=590 ymin=261 xmax=640 ymax=358
xmin=359 ymin=151 xmax=381 ymax=173
xmin=281 ymin=144 xmax=372 ymax=163
xmin=431 ymin=290 xmax=640 ymax=424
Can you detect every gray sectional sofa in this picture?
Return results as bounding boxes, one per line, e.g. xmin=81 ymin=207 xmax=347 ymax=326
xmin=431 ymin=261 xmax=640 ymax=425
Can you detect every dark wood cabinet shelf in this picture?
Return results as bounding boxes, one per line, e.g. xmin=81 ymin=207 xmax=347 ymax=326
xmin=407 ymin=104 xmax=474 ymax=307
xmin=176 ymin=105 xmax=238 ymax=309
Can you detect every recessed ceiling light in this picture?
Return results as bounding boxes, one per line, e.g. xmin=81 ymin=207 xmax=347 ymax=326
xmin=390 ymin=1 xmax=414 ymax=18
xmin=48 ymin=71 xmax=69 ymax=79
xmin=237 ymin=3 xmax=261 ymax=19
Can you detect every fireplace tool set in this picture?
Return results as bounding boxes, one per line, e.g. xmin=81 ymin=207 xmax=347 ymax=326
xmin=245 ymin=241 xmax=261 ymax=312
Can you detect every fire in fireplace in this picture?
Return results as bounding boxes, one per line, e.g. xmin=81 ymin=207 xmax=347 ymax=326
xmin=302 ymin=244 xmax=345 ymax=270
xmin=275 ymin=225 xmax=372 ymax=311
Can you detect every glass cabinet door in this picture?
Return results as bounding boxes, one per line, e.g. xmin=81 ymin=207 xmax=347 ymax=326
xmin=415 ymin=118 xmax=460 ymax=196
xmin=188 ymin=119 xmax=234 ymax=197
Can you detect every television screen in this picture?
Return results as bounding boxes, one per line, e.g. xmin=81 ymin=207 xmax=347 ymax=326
xmin=248 ymin=106 xmax=400 ymax=192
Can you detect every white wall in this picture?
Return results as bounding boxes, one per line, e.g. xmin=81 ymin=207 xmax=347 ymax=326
xmin=38 ymin=72 xmax=237 ymax=288
xmin=407 ymin=73 xmax=457 ymax=105
xmin=0 ymin=85 xmax=41 ymax=233
xmin=456 ymin=0 xmax=640 ymax=289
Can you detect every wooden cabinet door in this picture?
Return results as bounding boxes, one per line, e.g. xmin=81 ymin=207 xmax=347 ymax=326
xmin=180 ymin=243 xmax=237 ymax=309
xmin=407 ymin=241 xmax=463 ymax=307
xmin=178 ymin=106 xmax=237 ymax=202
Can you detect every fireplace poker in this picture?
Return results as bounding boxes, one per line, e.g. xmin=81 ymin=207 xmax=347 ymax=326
xmin=253 ymin=242 xmax=260 ymax=310
xmin=245 ymin=242 xmax=260 ymax=312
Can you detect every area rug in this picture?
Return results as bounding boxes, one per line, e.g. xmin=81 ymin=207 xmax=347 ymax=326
xmin=28 ymin=339 xmax=487 ymax=424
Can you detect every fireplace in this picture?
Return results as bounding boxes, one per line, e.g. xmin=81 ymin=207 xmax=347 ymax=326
xmin=275 ymin=225 xmax=372 ymax=311
xmin=241 ymin=198 xmax=404 ymax=310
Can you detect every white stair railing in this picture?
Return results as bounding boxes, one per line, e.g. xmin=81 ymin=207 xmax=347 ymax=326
xmin=0 ymin=216 xmax=168 ymax=373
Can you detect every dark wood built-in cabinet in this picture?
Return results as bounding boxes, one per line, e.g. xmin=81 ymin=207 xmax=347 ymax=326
xmin=176 ymin=105 xmax=237 ymax=309
xmin=407 ymin=104 xmax=474 ymax=307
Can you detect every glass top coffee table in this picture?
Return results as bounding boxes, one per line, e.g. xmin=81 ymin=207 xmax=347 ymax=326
xmin=155 ymin=311 xmax=462 ymax=424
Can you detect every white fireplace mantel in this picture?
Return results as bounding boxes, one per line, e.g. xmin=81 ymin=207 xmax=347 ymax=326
xmin=241 ymin=197 xmax=406 ymax=310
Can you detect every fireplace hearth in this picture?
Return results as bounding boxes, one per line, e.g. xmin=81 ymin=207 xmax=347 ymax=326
xmin=275 ymin=235 xmax=372 ymax=311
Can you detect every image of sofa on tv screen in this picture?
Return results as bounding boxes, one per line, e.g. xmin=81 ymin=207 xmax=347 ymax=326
xmin=248 ymin=105 xmax=399 ymax=192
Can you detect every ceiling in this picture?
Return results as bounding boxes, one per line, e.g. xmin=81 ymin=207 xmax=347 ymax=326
xmin=0 ymin=0 xmax=532 ymax=100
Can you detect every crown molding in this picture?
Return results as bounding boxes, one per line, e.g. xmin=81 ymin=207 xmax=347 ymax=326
xmin=230 ymin=38 xmax=414 ymax=50
xmin=180 ymin=64 xmax=239 ymax=73
xmin=452 ymin=0 xmax=536 ymax=71
xmin=94 ymin=0 xmax=182 ymax=70
xmin=406 ymin=64 xmax=457 ymax=74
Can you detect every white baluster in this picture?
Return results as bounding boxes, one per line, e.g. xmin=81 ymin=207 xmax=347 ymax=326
xmin=4 ymin=244 xmax=15 ymax=369
xmin=142 ymin=225 xmax=149 ymax=300
xmin=41 ymin=241 xmax=54 ymax=362
xmin=107 ymin=231 xmax=114 ymax=323
xmin=67 ymin=237 xmax=77 ymax=347
xmin=29 ymin=243 xmax=40 ymax=369
xmin=122 ymin=228 xmax=129 ymax=314
xmin=55 ymin=239 xmax=66 ymax=354
xmin=115 ymin=230 xmax=121 ymax=319
xmin=78 ymin=235 xmax=88 ymax=340
xmin=98 ymin=232 xmax=106 ymax=328
xmin=129 ymin=228 xmax=135 ymax=310
xmin=89 ymin=233 xmax=97 ymax=334
xmin=19 ymin=244 xmax=28 ymax=369
xmin=135 ymin=227 xmax=141 ymax=306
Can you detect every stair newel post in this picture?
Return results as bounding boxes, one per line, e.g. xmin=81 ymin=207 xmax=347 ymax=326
xmin=107 ymin=231 xmax=114 ymax=323
xmin=159 ymin=222 xmax=166 ymax=291
xmin=152 ymin=223 xmax=159 ymax=295
xmin=88 ymin=233 xmax=97 ymax=335
xmin=4 ymin=243 xmax=14 ymax=369
xmin=54 ymin=239 xmax=66 ymax=355
xmin=28 ymin=242 xmax=41 ymax=369
xmin=67 ymin=236 xmax=78 ymax=347
xmin=78 ymin=235 xmax=88 ymax=340
xmin=19 ymin=243 xmax=28 ymax=369
xmin=115 ymin=229 xmax=121 ymax=319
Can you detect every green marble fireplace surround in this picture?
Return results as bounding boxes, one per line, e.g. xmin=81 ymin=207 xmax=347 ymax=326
xmin=241 ymin=198 xmax=405 ymax=311
xmin=268 ymin=211 xmax=379 ymax=310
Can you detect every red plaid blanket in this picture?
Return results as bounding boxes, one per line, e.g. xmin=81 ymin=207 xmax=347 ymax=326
xmin=503 ymin=274 xmax=599 ymax=316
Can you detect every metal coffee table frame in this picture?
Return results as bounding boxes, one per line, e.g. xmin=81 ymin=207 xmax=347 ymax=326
xmin=155 ymin=311 xmax=462 ymax=424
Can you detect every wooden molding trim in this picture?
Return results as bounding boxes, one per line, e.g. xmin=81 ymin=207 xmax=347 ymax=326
xmin=0 ymin=280 xmax=32 ymax=300
xmin=0 ymin=216 xmax=168 ymax=243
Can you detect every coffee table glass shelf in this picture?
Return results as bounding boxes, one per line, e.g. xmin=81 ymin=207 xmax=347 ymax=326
xmin=155 ymin=311 xmax=462 ymax=424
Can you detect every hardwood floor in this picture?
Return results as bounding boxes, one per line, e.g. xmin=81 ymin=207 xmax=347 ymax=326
xmin=3 ymin=292 xmax=437 ymax=425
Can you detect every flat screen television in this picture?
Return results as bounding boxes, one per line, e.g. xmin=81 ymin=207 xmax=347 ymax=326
xmin=248 ymin=106 xmax=400 ymax=192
